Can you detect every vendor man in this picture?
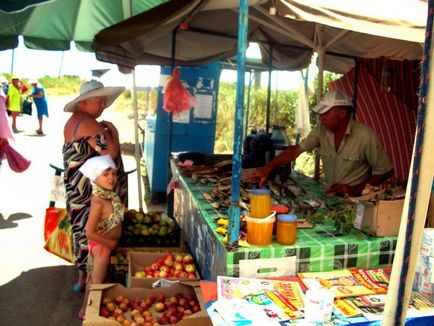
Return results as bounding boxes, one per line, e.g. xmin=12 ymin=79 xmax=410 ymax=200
xmin=248 ymin=89 xmax=394 ymax=197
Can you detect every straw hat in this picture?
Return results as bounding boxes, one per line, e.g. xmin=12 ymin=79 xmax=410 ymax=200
xmin=64 ymin=80 xmax=125 ymax=113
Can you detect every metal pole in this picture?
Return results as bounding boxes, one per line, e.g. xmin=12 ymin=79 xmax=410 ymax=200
xmin=132 ymin=69 xmax=143 ymax=211
xmin=128 ymin=0 xmax=143 ymax=211
xmin=58 ymin=51 xmax=64 ymax=78
xmin=10 ymin=49 xmax=14 ymax=75
xmin=228 ymin=0 xmax=249 ymax=245
xmin=266 ymin=45 xmax=273 ymax=134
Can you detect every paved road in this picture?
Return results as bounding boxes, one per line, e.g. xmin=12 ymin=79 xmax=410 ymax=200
xmin=0 ymin=95 xmax=142 ymax=286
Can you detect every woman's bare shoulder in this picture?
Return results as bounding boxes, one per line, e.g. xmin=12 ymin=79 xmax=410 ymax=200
xmin=64 ymin=114 xmax=102 ymax=142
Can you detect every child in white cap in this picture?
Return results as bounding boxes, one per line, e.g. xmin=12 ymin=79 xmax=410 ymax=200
xmin=78 ymin=154 xmax=124 ymax=320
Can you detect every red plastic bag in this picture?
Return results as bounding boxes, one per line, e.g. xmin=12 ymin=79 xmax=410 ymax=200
xmin=163 ymin=69 xmax=196 ymax=114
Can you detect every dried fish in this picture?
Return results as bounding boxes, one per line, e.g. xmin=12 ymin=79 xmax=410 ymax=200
xmin=202 ymin=192 xmax=213 ymax=201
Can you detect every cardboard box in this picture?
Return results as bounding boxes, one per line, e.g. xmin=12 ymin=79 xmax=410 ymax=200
xmin=128 ymin=252 xmax=200 ymax=288
xmin=109 ymin=246 xmax=188 ymax=286
xmin=353 ymin=198 xmax=405 ymax=237
xmin=83 ymin=282 xmax=212 ymax=326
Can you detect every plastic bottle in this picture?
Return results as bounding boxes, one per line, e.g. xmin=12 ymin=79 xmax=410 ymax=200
xmin=276 ymin=214 xmax=298 ymax=245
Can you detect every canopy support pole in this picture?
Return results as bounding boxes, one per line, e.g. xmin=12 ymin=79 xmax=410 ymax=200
xmin=244 ymin=70 xmax=253 ymax=141
xmin=266 ymin=45 xmax=273 ymax=134
xmin=131 ymin=68 xmax=143 ymax=211
xmin=228 ymin=0 xmax=248 ymax=245
xmin=314 ymin=43 xmax=325 ymax=182
xmin=383 ymin=4 xmax=434 ymax=322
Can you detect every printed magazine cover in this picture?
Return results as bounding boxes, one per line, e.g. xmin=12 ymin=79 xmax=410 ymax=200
xmin=298 ymin=269 xmax=388 ymax=298
xmin=217 ymin=276 xmax=305 ymax=321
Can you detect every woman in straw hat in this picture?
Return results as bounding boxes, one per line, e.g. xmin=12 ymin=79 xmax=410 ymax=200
xmin=63 ymin=80 xmax=128 ymax=293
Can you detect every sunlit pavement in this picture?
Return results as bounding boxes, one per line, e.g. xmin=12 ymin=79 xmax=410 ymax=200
xmin=0 ymin=95 xmax=142 ymax=286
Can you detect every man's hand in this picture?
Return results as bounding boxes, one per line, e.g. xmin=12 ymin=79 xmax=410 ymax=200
xmin=326 ymin=183 xmax=362 ymax=197
xmin=245 ymin=166 xmax=272 ymax=187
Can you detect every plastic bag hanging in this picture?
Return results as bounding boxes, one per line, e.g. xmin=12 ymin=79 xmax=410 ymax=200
xmin=163 ymin=69 xmax=196 ymax=114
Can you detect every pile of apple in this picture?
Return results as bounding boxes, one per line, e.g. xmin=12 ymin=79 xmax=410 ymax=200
xmin=100 ymin=292 xmax=201 ymax=325
xmin=123 ymin=210 xmax=178 ymax=237
xmin=134 ymin=253 xmax=197 ymax=279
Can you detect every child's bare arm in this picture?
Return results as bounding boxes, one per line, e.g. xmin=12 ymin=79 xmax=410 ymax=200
xmin=85 ymin=198 xmax=117 ymax=249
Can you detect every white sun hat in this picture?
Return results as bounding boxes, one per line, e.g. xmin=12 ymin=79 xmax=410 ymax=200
xmin=311 ymin=89 xmax=353 ymax=115
xmin=64 ymin=80 xmax=125 ymax=113
xmin=79 ymin=155 xmax=116 ymax=182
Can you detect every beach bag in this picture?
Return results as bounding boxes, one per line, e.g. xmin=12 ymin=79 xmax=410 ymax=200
xmin=44 ymin=212 xmax=74 ymax=263
xmin=21 ymin=97 xmax=32 ymax=115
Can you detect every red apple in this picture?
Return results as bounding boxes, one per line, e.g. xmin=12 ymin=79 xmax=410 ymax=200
xmin=159 ymin=316 xmax=169 ymax=325
xmin=142 ymin=310 xmax=153 ymax=318
xmin=102 ymin=296 xmax=112 ymax=305
xmin=176 ymin=306 xmax=185 ymax=314
xmin=155 ymin=302 xmax=165 ymax=312
xmin=112 ymin=308 xmax=123 ymax=318
xmin=134 ymin=316 xmax=145 ymax=324
xmin=106 ymin=302 xmax=116 ymax=312
xmin=187 ymin=272 xmax=197 ymax=279
xmin=122 ymin=297 xmax=130 ymax=305
xmin=173 ymin=262 xmax=183 ymax=271
xmin=100 ymin=306 xmax=110 ymax=317
xmin=170 ymin=316 xmax=180 ymax=324
xmin=192 ymin=304 xmax=200 ymax=312
xmin=131 ymin=309 xmax=141 ymax=318
xmin=123 ymin=319 xmax=132 ymax=326
xmin=183 ymin=309 xmax=193 ymax=316
xmin=119 ymin=302 xmax=128 ymax=312
xmin=160 ymin=265 xmax=169 ymax=273
xmin=184 ymin=264 xmax=196 ymax=273
xmin=164 ymin=256 xmax=174 ymax=267
xmin=116 ymin=315 xmax=126 ymax=323
xmin=144 ymin=266 xmax=151 ymax=273
xmin=178 ymin=297 xmax=189 ymax=308
xmin=159 ymin=270 xmax=168 ymax=278
xmin=156 ymin=294 xmax=165 ymax=303
xmin=156 ymin=257 xmax=164 ymax=266
xmin=151 ymin=263 xmax=159 ymax=271
xmin=177 ymin=271 xmax=187 ymax=278
xmin=169 ymin=296 xmax=178 ymax=304
xmin=153 ymin=270 xmax=160 ymax=278
xmin=174 ymin=255 xmax=183 ymax=263
xmin=182 ymin=254 xmax=193 ymax=264
xmin=115 ymin=295 xmax=125 ymax=304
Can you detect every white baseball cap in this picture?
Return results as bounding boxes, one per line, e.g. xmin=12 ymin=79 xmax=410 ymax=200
xmin=311 ymin=90 xmax=353 ymax=115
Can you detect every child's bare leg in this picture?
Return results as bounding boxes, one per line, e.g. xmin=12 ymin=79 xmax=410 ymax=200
xmin=79 ymin=245 xmax=111 ymax=318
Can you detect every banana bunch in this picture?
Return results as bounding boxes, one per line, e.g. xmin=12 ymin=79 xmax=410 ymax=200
xmin=214 ymin=216 xmax=249 ymax=247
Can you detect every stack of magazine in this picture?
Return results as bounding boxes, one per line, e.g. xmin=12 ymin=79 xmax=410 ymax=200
xmin=211 ymin=268 xmax=434 ymax=325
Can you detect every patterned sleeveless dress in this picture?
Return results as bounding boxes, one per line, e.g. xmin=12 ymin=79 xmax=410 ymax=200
xmin=62 ymin=131 xmax=128 ymax=271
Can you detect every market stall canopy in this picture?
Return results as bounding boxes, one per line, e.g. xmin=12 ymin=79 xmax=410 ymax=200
xmin=92 ymin=0 xmax=426 ymax=74
xmin=0 ymin=0 xmax=168 ymax=51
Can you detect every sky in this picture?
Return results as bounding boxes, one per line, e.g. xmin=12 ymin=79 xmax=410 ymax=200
xmin=0 ymin=40 xmax=306 ymax=90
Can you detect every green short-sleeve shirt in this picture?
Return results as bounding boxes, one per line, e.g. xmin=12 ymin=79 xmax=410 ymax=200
xmin=299 ymin=118 xmax=393 ymax=187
